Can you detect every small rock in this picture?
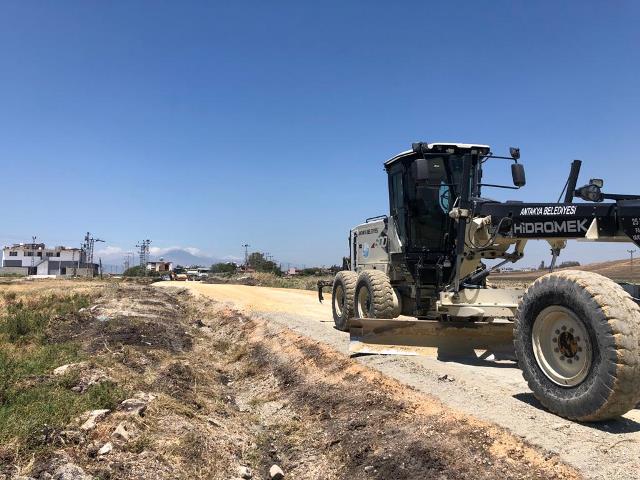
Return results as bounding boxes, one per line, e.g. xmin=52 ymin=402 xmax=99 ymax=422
xmin=237 ymin=465 xmax=253 ymax=479
xmin=269 ymin=464 xmax=284 ymax=480
xmin=207 ymin=417 xmax=225 ymax=428
xmin=80 ymin=419 xmax=96 ymax=432
xmin=364 ymin=465 xmax=375 ymax=473
xmin=96 ymin=315 xmax=110 ymax=322
xmin=79 ymin=409 xmax=110 ymax=431
xmin=119 ymin=398 xmax=147 ymax=416
xmin=112 ymin=422 xmax=132 ymax=442
xmin=98 ymin=442 xmax=113 ymax=456
xmin=52 ymin=463 xmax=93 ymax=480
xmin=53 ymin=364 xmax=72 ymax=376
xmin=437 ymin=374 xmax=455 ymax=382
xmin=53 ymin=362 xmax=87 ymax=377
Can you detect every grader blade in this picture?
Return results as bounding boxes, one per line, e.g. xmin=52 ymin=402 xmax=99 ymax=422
xmin=348 ymin=318 xmax=515 ymax=359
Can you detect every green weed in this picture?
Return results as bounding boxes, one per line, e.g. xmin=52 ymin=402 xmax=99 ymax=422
xmin=0 ymin=292 xmax=90 ymax=343
xmin=0 ymin=291 xmax=123 ymax=458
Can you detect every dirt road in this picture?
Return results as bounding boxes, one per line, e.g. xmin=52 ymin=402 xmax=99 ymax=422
xmin=156 ymin=282 xmax=640 ymax=480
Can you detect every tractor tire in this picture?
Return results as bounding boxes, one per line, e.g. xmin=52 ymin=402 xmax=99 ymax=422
xmin=354 ymin=270 xmax=399 ymax=319
xmin=332 ymin=271 xmax=358 ymax=331
xmin=514 ymin=270 xmax=640 ymax=421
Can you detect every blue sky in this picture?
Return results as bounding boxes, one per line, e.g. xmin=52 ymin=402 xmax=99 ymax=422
xmin=1 ymin=1 xmax=639 ymax=268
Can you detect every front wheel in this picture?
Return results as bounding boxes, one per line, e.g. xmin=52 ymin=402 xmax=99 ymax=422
xmin=332 ymin=271 xmax=358 ymax=331
xmin=354 ymin=270 xmax=399 ymax=319
xmin=514 ymin=270 xmax=640 ymax=421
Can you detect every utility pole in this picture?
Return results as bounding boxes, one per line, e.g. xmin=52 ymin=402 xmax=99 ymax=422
xmin=123 ymin=252 xmax=134 ymax=273
xmin=628 ymin=249 xmax=636 ymax=279
xmin=136 ymin=240 xmax=151 ymax=276
xmin=242 ymin=243 xmax=250 ymax=268
xmin=81 ymin=232 xmax=105 ymax=277
xmin=31 ymin=235 xmax=37 ymax=273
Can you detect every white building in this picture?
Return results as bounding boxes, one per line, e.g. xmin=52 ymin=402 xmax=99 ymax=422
xmin=146 ymin=260 xmax=173 ymax=272
xmin=1 ymin=243 xmax=96 ymax=276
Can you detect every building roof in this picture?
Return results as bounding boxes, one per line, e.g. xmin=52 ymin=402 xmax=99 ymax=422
xmin=3 ymin=243 xmax=81 ymax=251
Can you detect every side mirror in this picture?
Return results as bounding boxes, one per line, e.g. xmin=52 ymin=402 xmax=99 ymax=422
xmin=511 ymin=163 xmax=526 ymax=187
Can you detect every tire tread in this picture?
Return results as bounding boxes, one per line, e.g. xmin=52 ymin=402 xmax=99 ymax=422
xmin=514 ymin=270 xmax=640 ymax=421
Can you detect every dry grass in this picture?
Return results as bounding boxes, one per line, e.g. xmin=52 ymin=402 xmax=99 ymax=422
xmin=206 ymin=272 xmax=334 ymax=291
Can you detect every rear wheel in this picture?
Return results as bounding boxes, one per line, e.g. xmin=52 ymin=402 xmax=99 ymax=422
xmin=354 ymin=270 xmax=399 ymax=319
xmin=514 ymin=270 xmax=640 ymax=421
xmin=332 ymin=271 xmax=357 ymax=331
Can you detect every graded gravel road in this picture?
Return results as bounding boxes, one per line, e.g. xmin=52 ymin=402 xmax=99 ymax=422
xmin=156 ymin=282 xmax=640 ymax=480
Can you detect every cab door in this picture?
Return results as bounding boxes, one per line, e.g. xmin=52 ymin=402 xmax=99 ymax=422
xmin=388 ymin=167 xmax=407 ymax=248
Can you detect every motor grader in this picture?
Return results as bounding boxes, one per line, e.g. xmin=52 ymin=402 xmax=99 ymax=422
xmin=319 ymin=142 xmax=640 ymax=421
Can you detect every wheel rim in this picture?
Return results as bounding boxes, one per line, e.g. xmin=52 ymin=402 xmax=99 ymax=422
xmin=357 ymin=286 xmax=372 ymax=318
xmin=334 ymin=284 xmax=345 ymax=317
xmin=531 ymin=305 xmax=593 ymax=387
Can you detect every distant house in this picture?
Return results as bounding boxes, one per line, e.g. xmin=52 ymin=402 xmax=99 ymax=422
xmin=286 ymin=267 xmax=300 ymax=276
xmin=1 ymin=243 xmax=97 ymax=277
xmin=147 ymin=261 xmax=173 ymax=272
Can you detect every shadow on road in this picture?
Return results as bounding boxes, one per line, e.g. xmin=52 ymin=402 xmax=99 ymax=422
xmin=350 ymin=352 xmax=377 ymax=358
xmin=513 ymin=392 xmax=640 ymax=433
xmin=437 ymin=350 xmax=519 ymax=368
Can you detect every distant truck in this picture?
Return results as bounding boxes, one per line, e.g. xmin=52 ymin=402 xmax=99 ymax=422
xmin=186 ymin=268 xmax=209 ymax=281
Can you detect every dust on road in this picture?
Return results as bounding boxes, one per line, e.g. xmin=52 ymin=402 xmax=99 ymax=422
xmin=157 ymin=281 xmax=640 ymax=480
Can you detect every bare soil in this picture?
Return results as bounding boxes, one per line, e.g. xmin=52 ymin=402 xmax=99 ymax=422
xmin=1 ymin=281 xmax=580 ymax=479
xmin=166 ymin=281 xmax=640 ymax=480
